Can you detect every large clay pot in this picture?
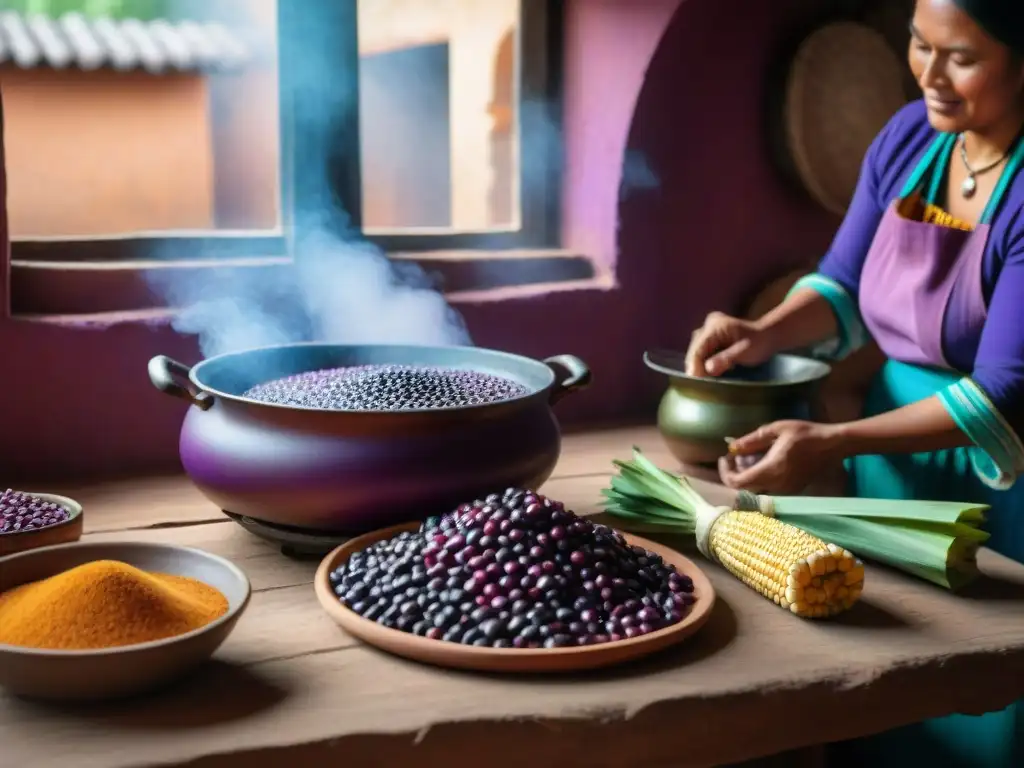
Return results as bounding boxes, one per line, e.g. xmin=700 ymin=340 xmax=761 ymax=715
xmin=644 ymin=350 xmax=831 ymax=466
xmin=148 ymin=344 xmax=591 ymax=533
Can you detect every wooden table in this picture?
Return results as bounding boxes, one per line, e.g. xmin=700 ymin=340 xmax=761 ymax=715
xmin=4 ymin=426 xmax=1024 ymax=768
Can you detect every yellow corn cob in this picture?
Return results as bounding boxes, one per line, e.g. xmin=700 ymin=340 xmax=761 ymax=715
xmin=708 ymin=510 xmax=864 ymax=618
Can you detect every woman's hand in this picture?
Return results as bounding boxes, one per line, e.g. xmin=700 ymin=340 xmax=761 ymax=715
xmin=685 ymin=312 xmax=776 ymax=377
xmin=718 ymin=420 xmax=844 ymax=495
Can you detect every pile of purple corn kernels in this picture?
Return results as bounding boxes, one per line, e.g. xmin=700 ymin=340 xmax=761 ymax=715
xmin=0 ymin=490 xmax=72 ymax=534
xmin=329 ymin=488 xmax=696 ymax=649
xmin=243 ymin=364 xmax=528 ymax=411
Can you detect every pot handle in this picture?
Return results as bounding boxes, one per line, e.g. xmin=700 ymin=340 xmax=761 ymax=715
xmin=544 ymin=355 xmax=592 ymax=404
xmin=148 ymin=356 xmax=215 ymax=411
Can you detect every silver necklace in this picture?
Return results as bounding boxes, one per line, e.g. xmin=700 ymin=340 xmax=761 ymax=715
xmin=958 ymin=133 xmax=1008 ymax=199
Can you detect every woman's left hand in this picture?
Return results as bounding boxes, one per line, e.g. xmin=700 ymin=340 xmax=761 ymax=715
xmin=718 ymin=420 xmax=844 ymax=495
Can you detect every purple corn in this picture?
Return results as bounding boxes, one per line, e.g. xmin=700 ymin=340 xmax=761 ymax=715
xmin=244 ymin=364 xmax=528 ymax=411
xmin=329 ymin=488 xmax=697 ymax=649
xmin=1 ymin=490 xmax=72 ymax=534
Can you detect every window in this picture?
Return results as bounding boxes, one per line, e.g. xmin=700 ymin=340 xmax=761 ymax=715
xmin=280 ymin=0 xmax=568 ymax=255
xmin=4 ymin=0 xmax=284 ymax=260
xmin=5 ymin=0 xmax=591 ymax=309
xmin=348 ymin=0 xmax=563 ymax=250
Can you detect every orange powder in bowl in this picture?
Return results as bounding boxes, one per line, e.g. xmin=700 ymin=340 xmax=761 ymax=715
xmin=0 ymin=560 xmax=229 ymax=650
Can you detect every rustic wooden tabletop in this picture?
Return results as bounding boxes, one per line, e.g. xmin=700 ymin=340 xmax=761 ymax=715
xmin=3 ymin=426 xmax=1024 ymax=768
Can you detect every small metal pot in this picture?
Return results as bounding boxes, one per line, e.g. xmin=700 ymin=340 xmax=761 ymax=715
xmin=643 ymin=350 xmax=831 ymax=466
xmin=149 ymin=344 xmax=591 ymax=533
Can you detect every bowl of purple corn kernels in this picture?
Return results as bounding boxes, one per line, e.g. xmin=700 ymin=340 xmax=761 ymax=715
xmin=0 ymin=490 xmax=84 ymax=556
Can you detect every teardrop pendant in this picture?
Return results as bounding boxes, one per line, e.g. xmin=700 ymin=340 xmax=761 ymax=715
xmin=961 ymin=174 xmax=977 ymax=199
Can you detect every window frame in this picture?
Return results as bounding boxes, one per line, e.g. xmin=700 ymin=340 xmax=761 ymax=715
xmin=10 ymin=0 xmax=567 ymax=267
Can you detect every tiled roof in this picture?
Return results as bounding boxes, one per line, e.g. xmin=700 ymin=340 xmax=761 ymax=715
xmin=0 ymin=12 xmax=249 ymax=73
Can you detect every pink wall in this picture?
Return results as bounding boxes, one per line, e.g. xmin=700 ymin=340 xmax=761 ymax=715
xmin=627 ymin=0 xmax=841 ymax=349
xmin=560 ymin=0 xmax=683 ymax=268
xmin=0 ymin=0 xmax=839 ymax=484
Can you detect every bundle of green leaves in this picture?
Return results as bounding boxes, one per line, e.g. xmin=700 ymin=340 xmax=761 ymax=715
xmin=602 ymin=448 xmax=990 ymax=590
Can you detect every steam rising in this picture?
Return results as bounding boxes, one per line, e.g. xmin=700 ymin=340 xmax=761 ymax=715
xmin=147 ymin=6 xmax=473 ymax=360
xmin=291 ymin=221 xmax=471 ymax=348
xmin=621 ymin=148 xmax=660 ymax=199
xmin=147 ymin=10 xmax=660 ymax=362
xmin=151 ymin=219 xmax=471 ymax=360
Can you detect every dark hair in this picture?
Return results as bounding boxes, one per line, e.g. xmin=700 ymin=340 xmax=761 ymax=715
xmin=952 ymin=0 xmax=1024 ymax=56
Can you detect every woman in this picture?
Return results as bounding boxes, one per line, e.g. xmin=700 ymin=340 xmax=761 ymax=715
xmin=686 ymin=1 xmax=1024 ymax=765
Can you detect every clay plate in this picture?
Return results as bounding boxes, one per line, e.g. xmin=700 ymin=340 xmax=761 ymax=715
xmin=0 ymin=492 xmax=85 ymax=557
xmin=315 ymin=522 xmax=716 ymax=673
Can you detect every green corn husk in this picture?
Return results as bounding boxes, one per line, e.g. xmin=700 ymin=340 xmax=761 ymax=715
xmin=601 ymin=448 xmax=991 ymax=590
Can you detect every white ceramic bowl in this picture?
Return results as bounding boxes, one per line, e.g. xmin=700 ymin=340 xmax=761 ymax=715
xmin=0 ymin=541 xmax=251 ymax=701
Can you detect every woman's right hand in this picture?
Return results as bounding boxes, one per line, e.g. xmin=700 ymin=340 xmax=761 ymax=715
xmin=685 ymin=312 xmax=775 ymax=377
